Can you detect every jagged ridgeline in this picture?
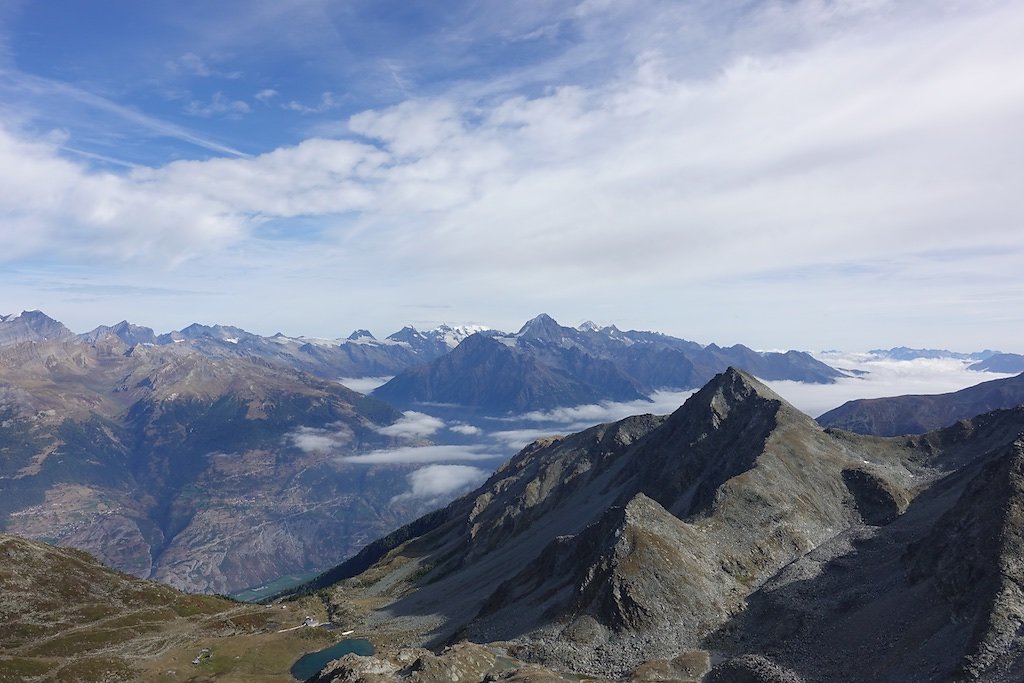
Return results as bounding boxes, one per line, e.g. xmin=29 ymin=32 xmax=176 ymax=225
xmin=297 ymin=369 xmax=1024 ymax=683
xmin=373 ymin=313 xmax=844 ymax=413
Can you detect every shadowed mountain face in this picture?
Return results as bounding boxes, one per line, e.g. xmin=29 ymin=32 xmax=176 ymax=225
xmin=373 ymin=332 xmax=650 ymax=413
xmin=709 ymin=414 xmax=1024 ymax=683
xmin=306 ymin=369 xmax=1024 ymax=682
xmin=970 ymin=353 xmax=1024 ymax=374
xmin=0 ymin=326 xmax=458 ymax=595
xmin=373 ymin=313 xmax=844 ymax=414
xmin=818 ymin=372 xmax=1024 ymax=436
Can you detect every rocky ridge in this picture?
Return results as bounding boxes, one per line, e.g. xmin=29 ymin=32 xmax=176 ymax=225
xmin=301 ymin=369 xmax=1024 ymax=682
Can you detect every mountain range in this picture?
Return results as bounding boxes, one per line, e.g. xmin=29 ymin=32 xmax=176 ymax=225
xmin=0 ymin=312 xmax=460 ymax=595
xmin=7 ymin=306 xmax=1024 ymax=683
xmin=373 ymin=313 xmax=845 ymax=414
xmin=3 ymin=310 xmax=847 ymax=414
xmin=45 ymin=311 xmax=483 ymax=379
xmin=0 ymin=309 xmax=853 ymax=597
xmin=295 ymin=369 xmax=1024 ymax=682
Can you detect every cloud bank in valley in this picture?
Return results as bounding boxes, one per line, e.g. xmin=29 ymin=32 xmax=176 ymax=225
xmin=375 ymin=411 xmax=446 ymax=439
xmin=391 ymin=464 xmax=489 ymax=504
xmin=765 ymin=356 xmax=1020 ymax=418
xmin=287 ymin=425 xmax=353 ymax=453
xmin=338 ymin=376 xmax=393 ymax=394
xmin=337 ymin=444 xmax=500 ymax=465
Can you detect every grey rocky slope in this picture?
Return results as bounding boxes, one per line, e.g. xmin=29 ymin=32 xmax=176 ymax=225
xmin=302 ymin=369 xmax=1024 ymax=682
xmin=373 ymin=313 xmax=844 ymax=414
xmin=0 ymin=310 xmax=75 ymax=346
xmin=0 ymin=318 xmax=465 ymax=594
xmin=818 ymin=371 xmax=1024 ymax=436
xmin=710 ymin=410 xmax=1024 ymax=682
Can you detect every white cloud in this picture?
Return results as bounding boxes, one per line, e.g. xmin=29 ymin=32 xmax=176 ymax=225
xmin=175 ymin=53 xmax=214 ymax=77
xmin=349 ymin=99 xmax=465 ymax=157
xmin=338 ymin=376 xmax=393 ymax=394
xmin=254 ymin=88 xmax=279 ymax=103
xmin=489 ymin=428 xmax=565 ymax=450
xmin=376 ymin=411 xmax=446 ymax=439
xmin=764 ymin=357 xmax=1020 ymax=418
xmin=172 ymin=52 xmax=242 ymax=79
xmin=287 ymin=425 xmax=353 ymax=453
xmin=449 ymin=423 xmax=482 ymax=436
xmin=185 ymin=92 xmax=251 ymax=118
xmin=283 ymin=91 xmax=341 ymax=114
xmin=499 ymin=358 xmax=1016 ymax=429
xmin=3 ymin=1 xmax=1024 ymax=349
xmin=338 ymin=444 xmax=499 ymax=464
xmin=0 ymin=125 xmax=246 ymax=263
xmin=507 ymin=389 xmax=695 ymax=434
xmin=391 ymin=464 xmax=488 ymax=503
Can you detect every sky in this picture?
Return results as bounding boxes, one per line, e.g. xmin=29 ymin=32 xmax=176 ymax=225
xmin=1 ymin=0 xmax=1022 ymax=351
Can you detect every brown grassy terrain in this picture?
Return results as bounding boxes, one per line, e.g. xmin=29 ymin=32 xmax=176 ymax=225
xmin=0 ymin=534 xmax=359 ymax=683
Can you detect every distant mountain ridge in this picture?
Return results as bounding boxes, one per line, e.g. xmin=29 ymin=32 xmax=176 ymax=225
xmin=818 ymin=371 xmax=1024 ymax=436
xmin=867 ymin=346 xmax=1002 ymax=361
xmin=865 ymin=346 xmax=1024 ymax=374
xmin=969 ymin=352 xmax=1024 ymax=374
xmin=373 ymin=313 xmax=845 ymax=413
xmin=0 ymin=309 xmax=485 ymax=379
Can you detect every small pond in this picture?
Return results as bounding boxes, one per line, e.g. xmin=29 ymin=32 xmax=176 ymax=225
xmin=290 ymin=638 xmax=374 ymax=681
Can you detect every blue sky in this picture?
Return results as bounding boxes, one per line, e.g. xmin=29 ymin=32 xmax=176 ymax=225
xmin=1 ymin=0 xmax=1022 ymax=351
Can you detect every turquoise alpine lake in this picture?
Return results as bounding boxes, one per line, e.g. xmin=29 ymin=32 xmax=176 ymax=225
xmin=290 ymin=638 xmax=374 ymax=680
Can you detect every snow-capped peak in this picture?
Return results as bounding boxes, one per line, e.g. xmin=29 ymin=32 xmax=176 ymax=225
xmin=435 ymin=323 xmax=489 ymax=348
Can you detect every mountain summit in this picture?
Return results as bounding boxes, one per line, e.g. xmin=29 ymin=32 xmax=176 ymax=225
xmin=374 ymin=314 xmax=844 ymax=414
xmin=0 ymin=310 xmax=74 ymax=346
xmin=305 ymin=369 xmax=1024 ymax=681
xmin=516 ymin=313 xmax=568 ymax=342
